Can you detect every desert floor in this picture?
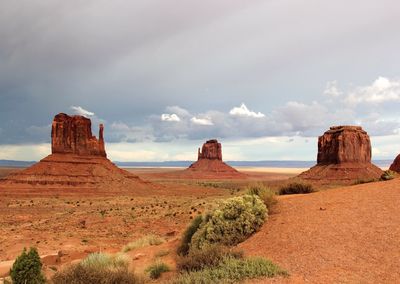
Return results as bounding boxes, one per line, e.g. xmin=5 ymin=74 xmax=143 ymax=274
xmin=0 ymin=166 xmax=399 ymax=283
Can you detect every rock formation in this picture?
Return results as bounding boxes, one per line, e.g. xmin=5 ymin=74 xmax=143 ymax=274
xmin=299 ymin=126 xmax=382 ymax=184
xmin=52 ymin=113 xmax=106 ymax=157
xmin=185 ymin=139 xmax=245 ymax=178
xmin=0 ymin=113 xmax=150 ymax=192
xmin=389 ymin=155 xmax=400 ymax=172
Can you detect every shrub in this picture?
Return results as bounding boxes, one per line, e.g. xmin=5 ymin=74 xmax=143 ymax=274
xmin=52 ymin=252 xmax=141 ymax=284
xmin=177 ymin=244 xmax=243 ymax=272
xmin=145 ymin=261 xmax=170 ymax=279
xmin=173 ymin=256 xmax=288 ymax=284
xmin=10 ymin=247 xmax=45 ymax=284
xmin=246 ymin=183 xmax=277 ymax=211
xmin=279 ymin=182 xmax=315 ymax=195
xmin=123 ymin=234 xmax=164 ymax=252
xmin=190 ymin=195 xmax=267 ymax=250
xmin=381 ymin=170 xmax=396 ymax=181
xmin=177 ymin=215 xmax=203 ymax=256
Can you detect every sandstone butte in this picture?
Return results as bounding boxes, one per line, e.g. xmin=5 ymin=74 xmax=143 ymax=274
xmin=0 ymin=113 xmax=150 ymax=192
xmin=299 ymin=126 xmax=383 ymax=184
xmin=184 ymin=139 xmax=245 ymax=178
xmin=389 ymin=154 xmax=400 ymax=173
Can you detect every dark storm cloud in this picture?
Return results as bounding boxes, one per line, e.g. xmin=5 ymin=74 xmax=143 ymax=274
xmin=1 ymin=0 xmax=400 ymax=145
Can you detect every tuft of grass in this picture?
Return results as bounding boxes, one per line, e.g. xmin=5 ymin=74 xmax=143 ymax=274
xmin=279 ymin=182 xmax=315 ymax=195
xmin=122 ymin=234 xmax=165 ymax=252
xmin=380 ymin=170 xmax=396 ymax=181
xmin=145 ymin=261 xmax=170 ymax=279
xmin=246 ymin=183 xmax=277 ymax=212
xmin=177 ymin=245 xmax=243 ymax=272
xmin=177 ymin=215 xmax=203 ymax=256
xmin=52 ymin=252 xmax=141 ymax=284
xmin=173 ymin=256 xmax=288 ymax=284
xmin=353 ymin=178 xmax=377 ymax=185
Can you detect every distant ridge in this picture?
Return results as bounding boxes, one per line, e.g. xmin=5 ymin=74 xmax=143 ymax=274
xmin=1 ymin=159 xmax=392 ymax=168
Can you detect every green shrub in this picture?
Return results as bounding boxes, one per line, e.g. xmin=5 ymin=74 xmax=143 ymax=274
xmin=52 ymin=252 xmax=141 ymax=284
xmin=353 ymin=178 xmax=377 ymax=185
xmin=173 ymin=256 xmax=288 ymax=284
xmin=381 ymin=170 xmax=396 ymax=181
xmin=279 ymin=182 xmax=315 ymax=195
xmin=123 ymin=234 xmax=164 ymax=252
xmin=177 ymin=215 xmax=203 ymax=256
xmin=246 ymin=183 xmax=277 ymax=211
xmin=145 ymin=261 xmax=170 ymax=279
xmin=177 ymin=245 xmax=243 ymax=272
xmin=190 ymin=195 xmax=267 ymax=250
xmin=10 ymin=247 xmax=45 ymax=284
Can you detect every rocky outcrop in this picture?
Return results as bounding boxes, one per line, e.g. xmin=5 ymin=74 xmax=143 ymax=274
xmin=198 ymin=139 xmax=222 ymax=160
xmin=0 ymin=113 xmax=151 ymax=192
xmin=52 ymin=113 xmax=106 ymax=157
xmin=299 ymin=126 xmax=382 ymax=184
xmin=389 ymin=155 xmax=400 ymax=172
xmin=186 ymin=139 xmax=245 ymax=178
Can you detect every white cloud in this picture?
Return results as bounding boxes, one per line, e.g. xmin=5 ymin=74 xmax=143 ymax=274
xmin=161 ymin=113 xmax=180 ymax=122
xmin=324 ymin=80 xmax=342 ymax=97
xmin=165 ymin=106 xmax=190 ymax=117
xmin=0 ymin=144 xmax=50 ymax=161
xmin=71 ymin=106 xmax=95 ymax=117
xmin=229 ymin=103 xmax=265 ymax=118
xmin=190 ymin=116 xmax=214 ymax=126
xmin=345 ymin=77 xmax=400 ymax=105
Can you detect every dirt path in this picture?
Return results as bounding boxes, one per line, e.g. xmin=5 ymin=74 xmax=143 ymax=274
xmin=239 ymin=179 xmax=400 ymax=283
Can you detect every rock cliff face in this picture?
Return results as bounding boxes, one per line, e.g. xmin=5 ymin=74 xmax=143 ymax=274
xmin=198 ymin=139 xmax=222 ymax=160
xmin=51 ymin=113 xmax=106 ymax=157
xmin=299 ymin=126 xmax=382 ymax=184
xmin=0 ymin=113 xmax=150 ymax=191
xmin=317 ymin=126 xmax=371 ymax=164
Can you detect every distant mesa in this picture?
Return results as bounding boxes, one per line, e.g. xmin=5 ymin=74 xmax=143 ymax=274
xmin=185 ymin=139 xmax=245 ymax=178
xmin=0 ymin=113 xmax=150 ymax=192
xmin=299 ymin=126 xmax=383 ymax=184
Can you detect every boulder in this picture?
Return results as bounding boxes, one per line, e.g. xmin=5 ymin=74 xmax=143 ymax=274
xmin=299 ymin=126 xmax=382 ymax=184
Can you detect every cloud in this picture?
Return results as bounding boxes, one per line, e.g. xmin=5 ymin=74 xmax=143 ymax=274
xmin=229 ymin=103 xmax=265 ymax=118
xmin=345 ymin=77 xmax=400 ymax=105
xmin=190 ymin=116 xmax=214 ymax=126
xmin=161 ymin=113 xmax=180 ymax=122
xmin=324 ymin=80 xmax=342 ymax=97
xmin=71 ymin=106 xmax=95 ymax=117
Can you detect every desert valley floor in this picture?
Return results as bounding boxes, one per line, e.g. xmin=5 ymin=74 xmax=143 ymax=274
xmin=0 ymin=167 xmax=399 ymax=283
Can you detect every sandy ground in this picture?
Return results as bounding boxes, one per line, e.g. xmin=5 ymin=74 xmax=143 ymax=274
xmin=239 ymin=178 xmax=400 ymax=283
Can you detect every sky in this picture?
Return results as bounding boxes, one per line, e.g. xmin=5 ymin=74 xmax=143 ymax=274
xmin=1 ymin=0 xmax=400 ymax=162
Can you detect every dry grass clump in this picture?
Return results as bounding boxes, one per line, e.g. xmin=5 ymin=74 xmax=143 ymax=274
xmin=51 ymin=252 xmax=142 ymax=284
xmin=279 ymin=181 xmax=315 ymax=195
xmin=246 ymin=183 xmax=277 ymax=211
xmin=381 ymin=170 xmax=396 ymax=181
xmin=145 ymin=260 xmax=170 ymax=279
xmin=122 ymin=234 xmax=165 ymax=252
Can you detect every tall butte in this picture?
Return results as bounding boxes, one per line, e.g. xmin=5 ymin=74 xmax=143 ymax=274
xmin=184 ymin=139 xmax=245 ymax=178
xmin=299 ymin=126 xmax=383 ymax=184
xmin=0 ymin=113 xmax=150 ymax=192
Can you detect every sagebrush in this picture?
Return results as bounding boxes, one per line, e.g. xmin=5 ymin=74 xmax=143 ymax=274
xmin=246 ymin=183 xmax=277 ymax=211
xmin=279 ymin=182 xmax=315 ymax=195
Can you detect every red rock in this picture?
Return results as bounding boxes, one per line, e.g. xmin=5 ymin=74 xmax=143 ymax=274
xmin=299 ymin=126 xmax=382 ymax=184
xmin=198 ymin=139 xmax=222 ymax=160
xmin=186 ymin=139 xmax=245 ymax=179
xmin=51 ymin=113 xmax=106 ymax=157
xmin=389 ymin=155 xmax=400 ymax=172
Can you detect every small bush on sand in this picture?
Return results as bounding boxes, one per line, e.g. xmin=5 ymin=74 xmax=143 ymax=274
xmin=381 ymin=170 xmax=396 ymax=181
xmin=173 ymin=256 xmax=288 ymax=284
xmin=279 ymin=182 xmax=315 ymax=195
xmin=10 ymin=247 xmax=45 ymax=284
xmin=190 ymin=195 xmax=267 ymax=250
xmin=123 ymin=234 xmax=164 ymax=252
xmin=177 ymin=215 xmax=203 ymax=256
xmin=177 ymin=244 xmax=243 ymax=272
xmin=246 ymin=183 xmax=277 ymax=211
xmin=52 ymin=252 xmax=141 ymax=284
xmin=145 ymin=260 xmax=170 ymax=279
